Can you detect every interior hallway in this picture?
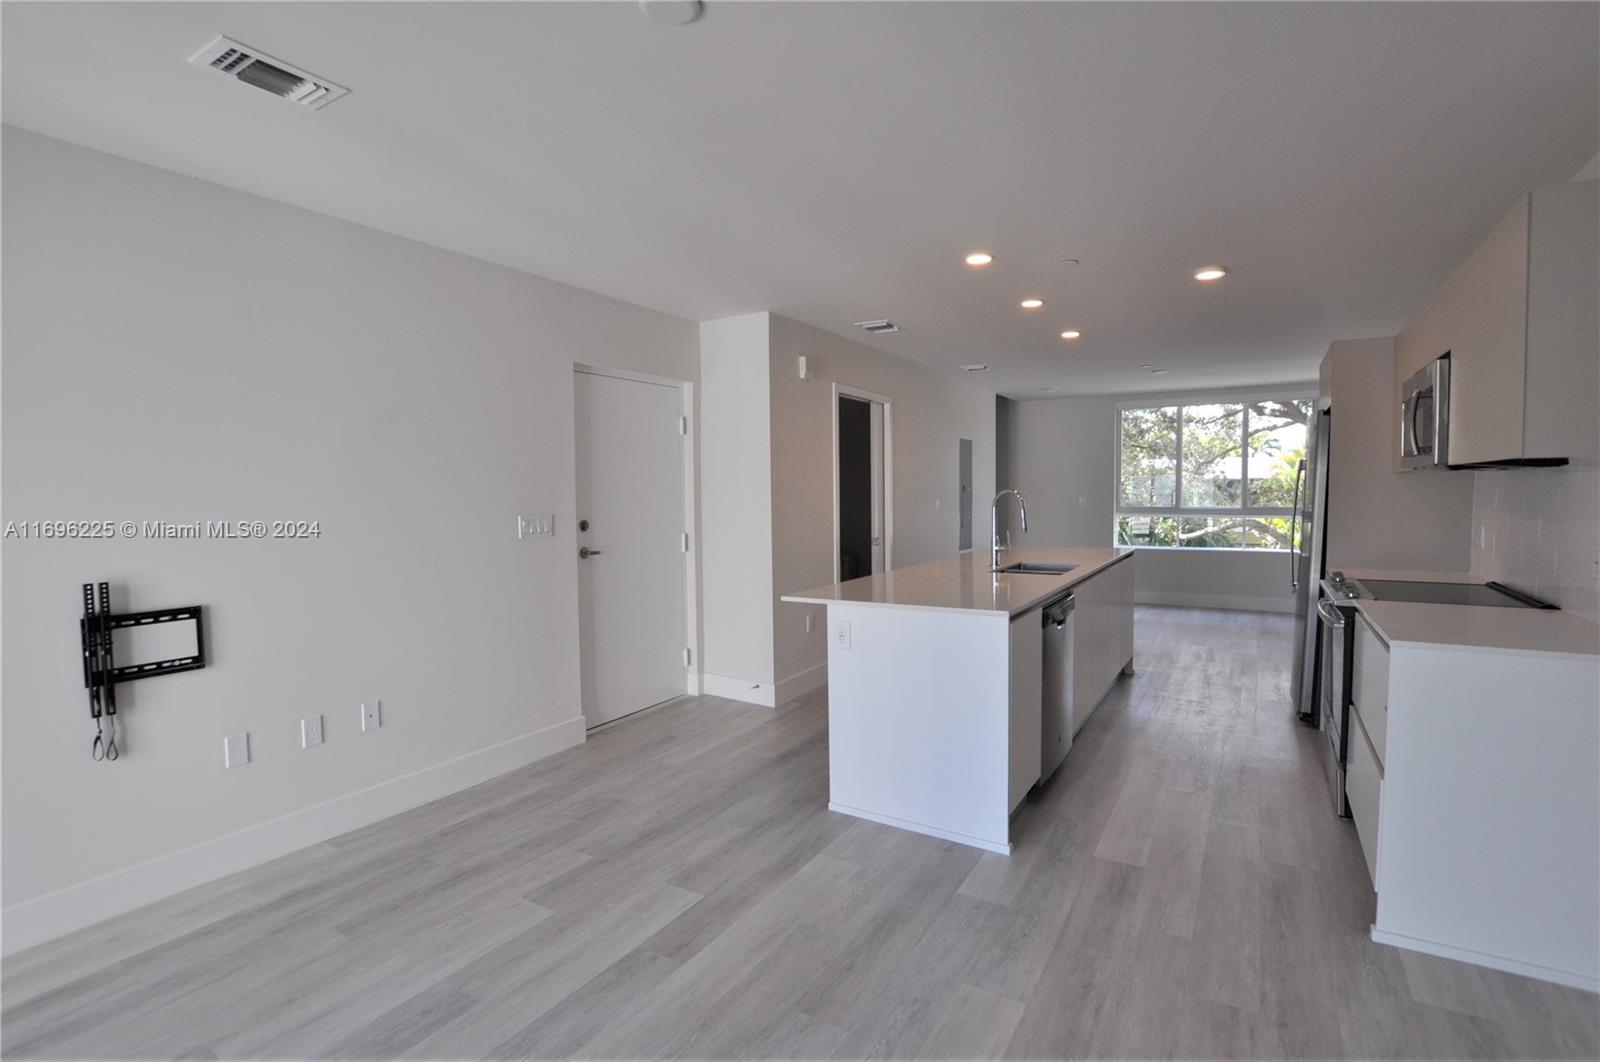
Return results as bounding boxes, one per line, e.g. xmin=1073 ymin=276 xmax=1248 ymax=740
xmin=5 ymin=607 xmax=1595 ymax=1059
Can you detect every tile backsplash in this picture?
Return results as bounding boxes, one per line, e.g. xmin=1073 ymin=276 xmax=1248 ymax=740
xmin=1471 ymin=459 xmax=1599 ymax=623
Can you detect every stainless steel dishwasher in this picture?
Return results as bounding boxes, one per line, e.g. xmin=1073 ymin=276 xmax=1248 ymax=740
xmin=1040 ymin=593 xmax=1076 ymax=781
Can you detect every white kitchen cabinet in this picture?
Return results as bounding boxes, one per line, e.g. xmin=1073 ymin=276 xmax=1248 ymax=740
xmin=1352 ymin=614 xmax=1388 ymax=766
xmin=1338 ymin=602 xmax=1600 ymax=989
xmin=1008 ymin=608 xmax=1043 ymax=812
xmin=1070 ymin=555 xmax=1135 ymax=734
xmin=1395 ymin=179 xmax=1598 ymax=468
xmin=1347 ymin=703 xmax=1384 ymax=887
xmin=1072 ymin=568 xmax=1099 ymax=727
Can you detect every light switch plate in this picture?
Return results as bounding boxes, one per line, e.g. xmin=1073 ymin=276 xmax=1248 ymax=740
xmin=361 ymin=701 xmax=382 ymax=732
xmin=518 ymin=513 xmax=555 ymax=540
xmin=831 ymin=619 xmax=852 ymax=651
xmin=301 ymin=715 xmax=323 ymax=749
xmin=224 ymin=731 xmax=250 ymax=768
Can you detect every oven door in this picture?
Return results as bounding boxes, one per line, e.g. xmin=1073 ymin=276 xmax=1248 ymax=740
xmin=1400 ymin=356 xmax=1450 ymax=469
xmin=1316 ymin=597 xmax=1352 ymax=817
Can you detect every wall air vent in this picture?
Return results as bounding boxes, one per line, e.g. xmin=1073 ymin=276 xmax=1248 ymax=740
xmin=189 ymin=36 xmax=349 ymax=110
xmin=853 ymin=320 xmax=901 ymax=335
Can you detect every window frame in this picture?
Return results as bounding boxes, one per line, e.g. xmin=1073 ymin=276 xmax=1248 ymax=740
xmin=1113 ymin=388 xmax=1315 ymax=550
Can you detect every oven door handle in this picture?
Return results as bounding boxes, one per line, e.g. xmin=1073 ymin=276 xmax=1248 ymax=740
xmin=1316 ymin=597 xmax=1347 ymax=629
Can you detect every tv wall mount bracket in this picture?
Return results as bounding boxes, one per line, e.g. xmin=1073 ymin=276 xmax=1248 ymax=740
xmin=80 ymin=582 xmax=206 ymax=761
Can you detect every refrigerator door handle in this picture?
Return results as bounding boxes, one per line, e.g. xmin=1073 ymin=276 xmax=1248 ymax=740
xmin=1288 ymin=459 xmax=1305 ymax=590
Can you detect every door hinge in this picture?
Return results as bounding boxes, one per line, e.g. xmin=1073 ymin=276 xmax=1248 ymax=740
xmin=681 ymin=532 xmax=690 ymax=552
xmin=683 ymin=648 xmax=692 ymax=667
xmin=678 ymin=415 xmax=688 ymax=436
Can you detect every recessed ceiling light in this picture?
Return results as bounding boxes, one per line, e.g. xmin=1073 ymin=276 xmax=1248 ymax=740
xmin=960 ymin=364 xmax=991 ymax=373
xmin=1193 ymin=266 xmax=1228 ymax=282
xmin=1060 ymin=330 xmax=1081 ymax=340
xmin=1020 ymin=298 xmax=1045 ymax=310
xmin=964 ymin=252 xmax=994 ymax=267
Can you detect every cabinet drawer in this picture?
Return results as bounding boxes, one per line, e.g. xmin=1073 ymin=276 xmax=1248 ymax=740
xmin=1347 ymin=707 xmax=1383 ymax=888
xmin=1353 ymin=615 xmax=1389 ymax=767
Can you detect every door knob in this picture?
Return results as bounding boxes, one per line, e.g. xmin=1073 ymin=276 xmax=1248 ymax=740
xmin=579 ymin=547 xmax=604 ymax=559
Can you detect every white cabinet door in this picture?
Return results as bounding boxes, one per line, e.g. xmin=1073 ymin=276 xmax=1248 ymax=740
xmin=1008 ymin=610 xmax=1043 ymax=811
xmin=1353 ymin=614 xmax=1389 ymax=767
xmin=1112 ymin=557 xmax=1134 ymax=676
xmin=1347 ymin=706 xmax=1384 ymax=888
xmin=1072 ymin=576 xmax=1099 ymax=734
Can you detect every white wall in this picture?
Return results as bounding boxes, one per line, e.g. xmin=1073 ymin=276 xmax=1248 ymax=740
xmin=1000 ymin=390 xmax=1308 ymax=613
xmin=695 ymin=312 xmax=997 ymax=703
xmin=999 ymin=397 xmax=1116 ymax=548
xmin=1322 ymin=337 xmax=1475 ymax=572
xmin=1471 ymin=461 xmax=1600 ymax=623
xmin=698 ymin=313 xmax=775 ymax=693
xmin=768 ymin=314 xmax=997 ymax=690
xmin=1 ymin=128 xmax=701 ymax=951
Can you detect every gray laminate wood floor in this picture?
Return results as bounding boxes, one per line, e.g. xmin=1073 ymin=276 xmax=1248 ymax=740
xmin=5 ymin=607 xmax=1597 ymax=1060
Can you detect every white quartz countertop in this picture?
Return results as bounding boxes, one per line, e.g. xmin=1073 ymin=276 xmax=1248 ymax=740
xmin=1331 ymin=567 xmax=1600 ymax=657
xmin=782 ymin=547 xmax=1133 ymax=618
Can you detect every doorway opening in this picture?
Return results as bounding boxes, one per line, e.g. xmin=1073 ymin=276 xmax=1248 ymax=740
xmin=958 ymin=437 xmax=974 ymax=551
xmin=574 ymin=366 xmax=693 ymax=730
xmin=834 ymin=385 xmax=893 ymax=582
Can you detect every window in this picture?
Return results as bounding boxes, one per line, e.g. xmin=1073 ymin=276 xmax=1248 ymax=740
xmin=1116 ymin=395 xmax=1313 ymax=550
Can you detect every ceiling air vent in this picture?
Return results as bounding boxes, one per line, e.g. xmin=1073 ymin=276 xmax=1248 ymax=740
xmin=189 ymin=36 xmax=349 ymax=110
xmin=853 ymin=319 xmax=901 ymax=335
xmin=960 ymin=364 xmax=991 ymax=373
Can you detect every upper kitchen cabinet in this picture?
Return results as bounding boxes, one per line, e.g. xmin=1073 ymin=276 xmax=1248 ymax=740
xmin=1394 ymin=180 xmax=1598 ymax=469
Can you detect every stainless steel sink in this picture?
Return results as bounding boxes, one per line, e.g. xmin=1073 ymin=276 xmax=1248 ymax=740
xmin=993 ymin=562 xmax=1078 ymax=575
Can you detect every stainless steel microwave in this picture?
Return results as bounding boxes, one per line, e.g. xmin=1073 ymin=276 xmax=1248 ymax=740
xmin=1400 ymin=354 xmax=1450 ymax=468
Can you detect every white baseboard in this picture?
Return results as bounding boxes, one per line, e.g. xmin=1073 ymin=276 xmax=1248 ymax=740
xmin=1136 ymin=590 xmax=1295 ymax=614
xmin=774 ymin=662 xmax=827 ymax=706
xmin=1370 ymin=926 xmax=1599 ymax=992
xmin=827 ymin=801 xmax=1010 ymax=855
xmin=701 ymin=671 xmax=776 ymax=707
xmin=1 ymin=715 xmax=586 ymax=956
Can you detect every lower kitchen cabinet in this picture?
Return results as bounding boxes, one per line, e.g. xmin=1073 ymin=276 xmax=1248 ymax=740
xmin=1071 ymin=554 xmax=1135 ymax=735
xmin=1344 ymin=605 xmax=1600 ymax=989
xmin=1346 ymin=702 xmax=1383 ymax=886
xmin=1008 ymin=607 xmax=1042 ymax=812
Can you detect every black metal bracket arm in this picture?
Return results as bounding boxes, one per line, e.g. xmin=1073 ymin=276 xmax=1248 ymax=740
xmin=80 ymin=582 xmax=206 ymax=761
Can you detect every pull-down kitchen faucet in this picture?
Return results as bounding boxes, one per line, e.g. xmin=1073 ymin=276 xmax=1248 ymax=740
xmin=991 ymin=489 xmax=1028 ymax=570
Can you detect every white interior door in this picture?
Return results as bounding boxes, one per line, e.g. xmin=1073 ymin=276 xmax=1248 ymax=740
xmin=574 ymin=370 xmax=687 ymax=728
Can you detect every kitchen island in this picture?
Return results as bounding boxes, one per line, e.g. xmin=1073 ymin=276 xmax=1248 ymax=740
xmin=782 ymin=547 xmax=1134 ymax=853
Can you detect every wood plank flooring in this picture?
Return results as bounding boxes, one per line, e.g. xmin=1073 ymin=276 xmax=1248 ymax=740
xmin=5 ymin=607 xmax=1596 ymax=1059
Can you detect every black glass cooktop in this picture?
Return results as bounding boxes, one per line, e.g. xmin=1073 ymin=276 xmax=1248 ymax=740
xmin=1356 ymin=579 xmax=1556 ymax=609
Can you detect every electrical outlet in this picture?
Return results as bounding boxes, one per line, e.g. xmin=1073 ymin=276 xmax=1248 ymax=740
xmin=224 ymin=731 xmax=250 ymax=768
xmin=361 ymin=701 xmax=382 ymax=732
xmin=301 ymin=715 xmax=323 ymax=749
xmin=831 ymin=619 xmax=852 ymax=651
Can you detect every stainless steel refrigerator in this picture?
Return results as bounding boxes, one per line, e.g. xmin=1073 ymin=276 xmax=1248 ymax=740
xmin=1291 ymin=408 xmax=1331 ymax=723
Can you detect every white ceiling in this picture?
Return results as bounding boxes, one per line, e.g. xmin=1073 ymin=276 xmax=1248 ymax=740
xmin=4 ymin=2 xmax=1595 ymax=398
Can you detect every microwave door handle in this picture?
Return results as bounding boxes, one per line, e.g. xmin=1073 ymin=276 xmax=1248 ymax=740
xmin=1401 ymin=392 xmax=1418 ymax=458
xmin=1288 ymin=459 xmax=1305 ymax=590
